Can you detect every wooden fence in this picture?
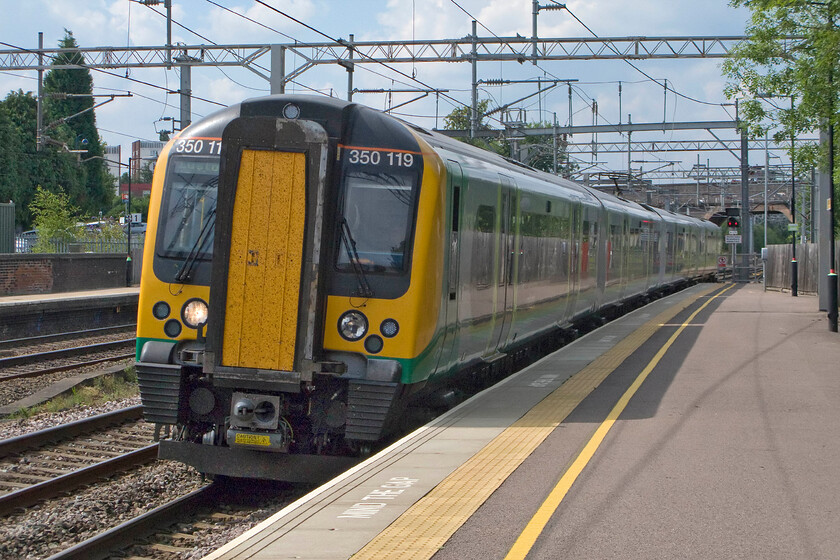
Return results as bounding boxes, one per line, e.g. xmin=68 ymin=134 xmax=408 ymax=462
xmin=764 ymin=242 xmax=839 ymax=295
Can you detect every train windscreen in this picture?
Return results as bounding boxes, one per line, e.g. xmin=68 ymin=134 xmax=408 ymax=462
xmin=337 ymin=168 xmax=416 ymax=274
xmin=157 ymin=156 xmax=219 ymax=262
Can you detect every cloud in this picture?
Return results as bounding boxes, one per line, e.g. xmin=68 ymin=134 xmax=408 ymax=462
xmin=203 ymin=1 xmax=317 ymax=45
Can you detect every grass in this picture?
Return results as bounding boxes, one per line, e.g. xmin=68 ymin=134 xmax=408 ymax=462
xmin=9 ymin=366 xmax=140 ymax=419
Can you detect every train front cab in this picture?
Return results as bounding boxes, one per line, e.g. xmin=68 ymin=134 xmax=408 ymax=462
xmin=135 ymin=98 xmax=451 ymax=480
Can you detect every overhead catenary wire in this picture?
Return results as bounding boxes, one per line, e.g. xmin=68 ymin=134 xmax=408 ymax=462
xmin=203 ymin=0 xmax=428 ymax=97
xmin=546 ymin=0 xmax=733 ymax=109
xmin=251 ymin=0 xmax=527 ymax=132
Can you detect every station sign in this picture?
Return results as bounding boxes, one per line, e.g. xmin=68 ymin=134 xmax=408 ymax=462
xmin=725 ymin=234 xmax=742 ymax=244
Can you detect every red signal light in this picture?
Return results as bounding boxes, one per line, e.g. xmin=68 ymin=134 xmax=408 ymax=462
xmin=727 ymin=217 xmax=740 ymax=228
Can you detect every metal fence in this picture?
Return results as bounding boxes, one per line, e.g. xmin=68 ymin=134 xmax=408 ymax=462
xmin=13 ymin=234 xmax=146 ymax=284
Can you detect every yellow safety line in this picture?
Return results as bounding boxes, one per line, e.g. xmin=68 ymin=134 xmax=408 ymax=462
xmin=351 ymin=283 xmax=725 ymax=560
xmin=504 ymin=283 xmax=733 ymax=560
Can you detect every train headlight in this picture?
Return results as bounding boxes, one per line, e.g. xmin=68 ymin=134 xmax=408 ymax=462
xmin=182 ymin=299 xmax=209 ymax=329
xmin=338 ymin=310 xmax=368 ymax=341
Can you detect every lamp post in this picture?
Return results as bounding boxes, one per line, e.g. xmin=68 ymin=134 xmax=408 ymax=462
xmin=126 ymin=156 xmax=133 ymax=286
xmin=790 ymin=96 xmax=798 ymax=296
xmin=829 ymin=117 xmax=838 ymax=332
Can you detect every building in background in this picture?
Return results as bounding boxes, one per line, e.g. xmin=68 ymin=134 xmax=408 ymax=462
xmin=104 ymin=145 xmax=121 ymax=182
xmin=130 ymin=140 xmax=166 ymax=178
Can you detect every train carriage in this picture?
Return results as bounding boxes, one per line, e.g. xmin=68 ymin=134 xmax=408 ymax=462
xmin=135 ymin=94 xmax=721 ymax=480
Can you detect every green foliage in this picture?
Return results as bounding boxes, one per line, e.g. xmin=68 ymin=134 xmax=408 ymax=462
xmin=753 ymin=219 xmax=794 ymax=251
xmin=0 ymin=31 xmax=116 ymax=230
xmin=7 ymin=368 xmax=138 ymax=418
xmin=120 ymin=162 xmax=154 ymax=184
xmin=443 ymin=101 xmax=575 ymax=175
xmin=29 ymin=186 xmax=79 ymax=252
xmin=0 ymin=90 xmax=86 ymax=227
xmin=42 ymin=30 xmax=114 ymax=217
xmin=443 ymin=100 xmax=508 ymax=156
xmin=443 ymin=99 xmax=492 ymax=130
xmin=517 ymin=121 xmax=578 ymax=176
xmin=722 ymin=0 xmax=839 ymax=176
xmin=106 ymin=194 xmax=151 ymax=222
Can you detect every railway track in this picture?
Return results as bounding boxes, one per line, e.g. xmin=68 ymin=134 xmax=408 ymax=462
xmin=0 ymin=324 xmax=136 ymax=354
xmin=0 ymin=339 xmax=136 ymax=382
xmin=45 ymin=479 xmax=310 ymax=560
xmin=0 ymin=405 xmax=156 ymax=515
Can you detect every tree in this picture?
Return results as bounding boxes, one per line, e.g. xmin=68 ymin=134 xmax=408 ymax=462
xmin=29 ymin=186 xmax=79 ymax=252
xmin=722 ymin=1 xmax=839 ymax=175
xmin=43 ymin=30 xmax=114 ymax=217
xmin=443 ymin=101 xmax=575 ymax=175
xmin=443 ymin=99 xmax=508 ymax=156
xmin=516 ymin=121 xmax=577 ymax=176
xmin=0 ymin=90 xmax=86 ymax=228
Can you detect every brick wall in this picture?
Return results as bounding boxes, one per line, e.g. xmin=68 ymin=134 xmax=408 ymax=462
xmin=0 ymin=254 xmax=127 ymax=295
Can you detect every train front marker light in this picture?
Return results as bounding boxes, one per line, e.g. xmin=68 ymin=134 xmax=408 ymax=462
xmin=182 ymin=299 xmax=209 ymax=329
xmin=163 ymin=319 xmax=182 ymax=338
xmin=380 ymin=319 xmax=399 ymax=338
xmin=339 ymin=310 xmax=368 ymax=341
xmin=152 ymin=301 xmax=170 ymax=320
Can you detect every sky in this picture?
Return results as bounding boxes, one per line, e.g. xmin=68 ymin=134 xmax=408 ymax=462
xmin=0 ymin=0 xmax=761 ymax=182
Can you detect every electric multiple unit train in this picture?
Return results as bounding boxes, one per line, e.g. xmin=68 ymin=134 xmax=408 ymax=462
xmin=135 ymin=95 xmax=722 ymax=480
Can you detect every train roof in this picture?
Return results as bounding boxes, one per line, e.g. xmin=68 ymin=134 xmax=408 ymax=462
xmin=177 ymin=94 xmax=717 ymax=229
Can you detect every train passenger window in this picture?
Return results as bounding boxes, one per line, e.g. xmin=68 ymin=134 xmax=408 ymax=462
xmin=337 ymin=169 xmax=416 ymax=273
xmin=157 ymin=156 xmax=219 ymax=261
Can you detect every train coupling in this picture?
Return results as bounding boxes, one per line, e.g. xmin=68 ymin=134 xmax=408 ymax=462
xmin=226 ymin=392 xmax=292 ymax=452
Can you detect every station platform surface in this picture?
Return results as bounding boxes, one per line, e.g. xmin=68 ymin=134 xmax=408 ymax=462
xmin=204 ymin=282 xmax=840 ymax=560
xmin=0 ymin=286 xmax=139 ymax=308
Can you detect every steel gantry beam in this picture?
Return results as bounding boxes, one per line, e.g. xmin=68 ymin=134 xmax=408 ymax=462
xmin=564 ymin=137 xmax=818 ymax=154
xmin=439 ymin=120 xmax=740 ymax=138
xmin=0 ymin=35 xmax=773 ymax=74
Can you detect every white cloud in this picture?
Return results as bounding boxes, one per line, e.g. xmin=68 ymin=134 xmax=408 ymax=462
xmin=203 ymin=1 xmax=317 ymax=45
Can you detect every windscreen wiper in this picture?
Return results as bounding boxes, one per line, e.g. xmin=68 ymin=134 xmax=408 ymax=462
xmin=163 ymin=176 xmax=218 ymax=255
xmin=339 ymin=217 xmax=374 ymax=298
xmin=174 ymin=207 xmax=216 ymax=283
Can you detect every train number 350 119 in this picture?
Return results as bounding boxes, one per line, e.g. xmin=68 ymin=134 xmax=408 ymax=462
xmin=347 ymin=148 xmax=414 ymax=168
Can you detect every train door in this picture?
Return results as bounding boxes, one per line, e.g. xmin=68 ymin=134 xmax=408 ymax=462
xmin=496 ymin=177 xmax=518 ymax=349
xmin=565 ymin=202 xmax=582 ymax=319
xmin=433 ymin=161 xmax=462 ymax=374
xmin=484 ymin=176 xmax=514 ymax=357
xmin=205 ymin=117 xmax=329 ymax=383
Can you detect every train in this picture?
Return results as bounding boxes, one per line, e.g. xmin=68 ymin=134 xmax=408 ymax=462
xmin=135 ymin=94 xmax=722 ymax=481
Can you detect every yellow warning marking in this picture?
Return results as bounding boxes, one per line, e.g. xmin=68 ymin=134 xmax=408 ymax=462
xmin=351 ymin=283 xmax=726 ymax=560
xmin=504 ymin=283 xmax=734 ymax=560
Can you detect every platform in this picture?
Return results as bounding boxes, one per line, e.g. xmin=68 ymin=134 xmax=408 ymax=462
xmin=203 ymin=282 xmax=840 ymax=560
xmin=0 ymin=286 xmax=139 ymax=308
xmin=0 ymin=287 xmax=139 ymax=339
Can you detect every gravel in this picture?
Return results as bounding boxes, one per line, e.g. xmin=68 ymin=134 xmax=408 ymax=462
xmin=0 ymin=398 xmax=305 ymax=560
xmin=0 ymin=394 xmax=140 ymax=440
xmin=0 ymin=358 xmax=135 ymax=410
xmin=0 ymin=459 xmax=207 ymax=559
